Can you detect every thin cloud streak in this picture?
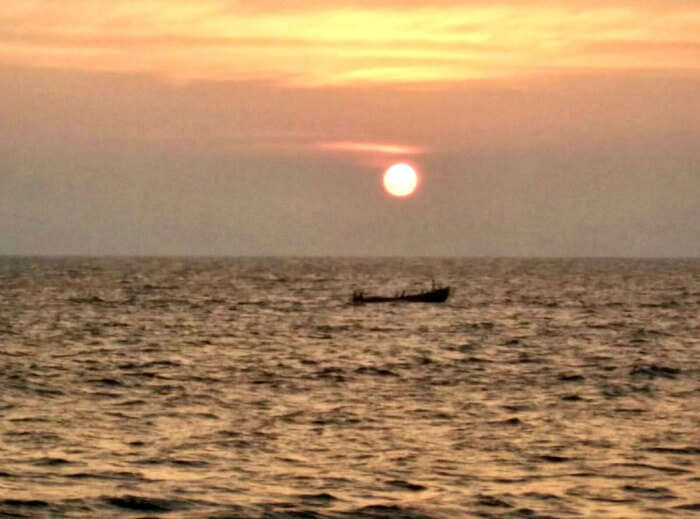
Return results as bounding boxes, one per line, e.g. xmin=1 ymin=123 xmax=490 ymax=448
xmin=317 ymin=141 xmax=426 ymax=155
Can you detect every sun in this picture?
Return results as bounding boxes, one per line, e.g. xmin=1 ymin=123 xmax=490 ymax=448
xmin=383 ymin=163 xmax=418 ymax=197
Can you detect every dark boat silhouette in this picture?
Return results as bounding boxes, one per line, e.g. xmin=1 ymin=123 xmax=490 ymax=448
xmin=352 ymin=285 xmax=450 ymax=304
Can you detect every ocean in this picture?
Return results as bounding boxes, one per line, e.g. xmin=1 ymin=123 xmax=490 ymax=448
xmin=0 ymin=257 xmax=698 ymax=518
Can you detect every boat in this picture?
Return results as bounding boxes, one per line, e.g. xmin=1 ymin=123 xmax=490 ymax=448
xmin=351 ymin=285 xmax=451 ymax=304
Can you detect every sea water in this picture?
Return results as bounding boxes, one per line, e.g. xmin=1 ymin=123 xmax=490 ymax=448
xmin=0 ymin=257 xmax=698 ymax=518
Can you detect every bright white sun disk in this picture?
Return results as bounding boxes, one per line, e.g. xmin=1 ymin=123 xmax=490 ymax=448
xmin=383 ymin=163 xmax=418 ymax=197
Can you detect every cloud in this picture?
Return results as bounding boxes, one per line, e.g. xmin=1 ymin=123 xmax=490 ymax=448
xmin=317 ymin=141 xmax=426 ymax=155
xmin=1 ymin=1 xmax=700 ymax=85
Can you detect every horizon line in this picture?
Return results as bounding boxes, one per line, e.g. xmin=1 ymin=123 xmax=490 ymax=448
xmin=1 ymin=254 xmax=697 ymax=260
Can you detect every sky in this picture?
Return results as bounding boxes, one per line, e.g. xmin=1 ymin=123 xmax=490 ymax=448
xmin=1 ymin=0 xmax=699 ymax=256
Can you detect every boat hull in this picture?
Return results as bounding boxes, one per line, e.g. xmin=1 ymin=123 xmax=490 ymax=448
xmin=352 ymin=287 xmax=450 ymax=304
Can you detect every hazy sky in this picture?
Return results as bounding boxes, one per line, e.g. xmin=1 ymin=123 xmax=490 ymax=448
xmin=2 ymin=0 xmax=699 ymax=256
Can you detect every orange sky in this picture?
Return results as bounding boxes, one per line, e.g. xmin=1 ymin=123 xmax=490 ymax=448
xmin=2 ymin=1 xmax=700 ymax=86
xmin=1 ymin=1 xmax=699 ymax=256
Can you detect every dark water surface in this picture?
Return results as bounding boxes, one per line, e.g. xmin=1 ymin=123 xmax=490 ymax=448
xmin=1 ymin=257 xmax=698 ymax=518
